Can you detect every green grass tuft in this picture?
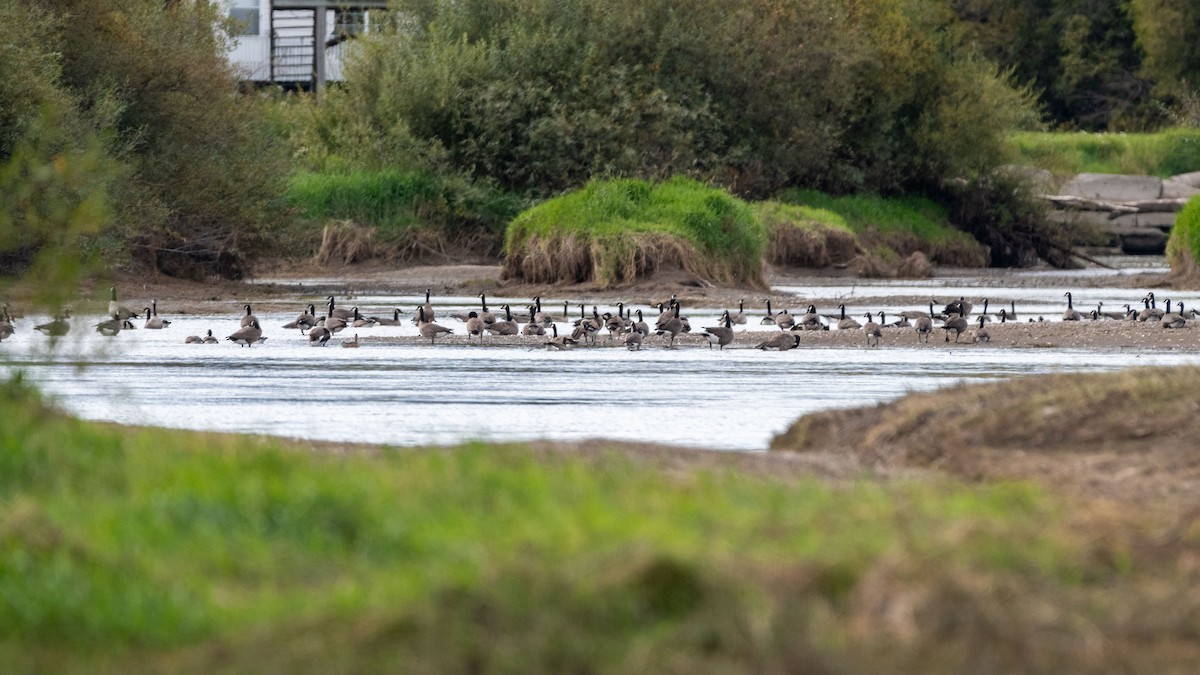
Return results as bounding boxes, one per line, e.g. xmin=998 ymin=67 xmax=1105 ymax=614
xmin=503 ymin=177 xmax=767 ymax=287
xmin=1011 ymin=129 xmax=1200 ymax=178
xmin=1167 ymin=196 xmax=1200 ymax=284
xmin=775 ymin=189 xmax=986 ymax=267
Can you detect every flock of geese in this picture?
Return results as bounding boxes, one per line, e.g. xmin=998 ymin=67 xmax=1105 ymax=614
xmin=0 ymin=288 xmax=1194 ymax=351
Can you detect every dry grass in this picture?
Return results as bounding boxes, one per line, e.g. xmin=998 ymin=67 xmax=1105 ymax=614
xmin=315 ymin=220 xmax=375 ymax=265
xmin=771 ymin=366 xmax=1200 ymax=505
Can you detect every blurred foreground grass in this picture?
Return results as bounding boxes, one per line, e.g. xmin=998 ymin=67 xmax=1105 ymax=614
xmin=2 ymin=375 xmax=1198 ymax=673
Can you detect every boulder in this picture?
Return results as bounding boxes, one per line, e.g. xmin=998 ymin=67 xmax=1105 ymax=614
xmin=1136 ymin=211 xmax=1177 ymax=230
xmin=1060 ymin=173 xmax=1163 ymax=202
xmin=1169 ymin=171 xmax=1200 ymax=189
xmin=1161 ymin=179 xmax=1200 ymax=200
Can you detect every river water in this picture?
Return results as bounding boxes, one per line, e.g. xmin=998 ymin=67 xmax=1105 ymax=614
xmin=4 ymin=258 xmax=1198 ymax=451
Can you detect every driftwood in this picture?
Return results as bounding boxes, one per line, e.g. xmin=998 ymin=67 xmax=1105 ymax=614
xmin=1045 ymin=195 xmax=1189 ymax=218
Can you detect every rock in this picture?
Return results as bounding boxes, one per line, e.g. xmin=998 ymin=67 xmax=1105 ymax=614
xmin=1060 ymin=173 xmax=1163 ymax=202
xmin=1161 ymin=179 xmax=1200 ymax=200
xmin=1169 ymin=171 xmax=1200 ymax=189
xmin=1136 ymin=211 xmax=1176 ymax=230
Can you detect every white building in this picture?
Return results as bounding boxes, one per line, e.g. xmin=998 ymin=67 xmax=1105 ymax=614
xmin=222 ymin=1 xmax=386 ymax=88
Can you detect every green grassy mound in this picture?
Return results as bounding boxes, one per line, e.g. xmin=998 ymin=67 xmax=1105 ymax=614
xmin=286 ymin=170 xmax=524 ymax=262
xmin=776 ymin=190 xmax=988 ymax=268
xmin=502 ymin=177 xmax=767 ymax=288
xmin=5 ymin=376 xmax=1200 ymax=671
xmin=1167 ymin=196 xmax=1200 ymax=286
xmin=1011 ymin=129 xmax=1200 ymax=178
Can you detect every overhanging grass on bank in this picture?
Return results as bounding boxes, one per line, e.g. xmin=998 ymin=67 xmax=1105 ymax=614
xmin=776 ymin=189 xmax=987 ymax=267
xmin=7 ymin=377 xmax=1195 ymax=672
xmin=1167 ymin=196 xmax=1200 ymax=285
xmin=503 ymin=177 xmax=767 ymax=288
xmin=286 ymin=170 xmax=525 ymax=260
xmin=1011 ymin=129 xmax=1200 ymax=178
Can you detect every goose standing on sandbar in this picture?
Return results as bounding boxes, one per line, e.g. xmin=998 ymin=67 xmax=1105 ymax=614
xmin=283 ymin=304 xmax=318 ymax=331
xmin=942 ymin=312 xmax=969 ymax=342
xmin=486 ymin=305 xmax=519 ymax=336
xmin=239 ymin=304 xmax=258 ymax=328
xmin=914 ymin=302 xmax=934 ymax=343
xmin=107 ymin=287 xmax=138 ymax=321
xmin=1161 ymin=300 xmax=1186 ymax=329
xmin=700 ymin=311 xmax=735 ymax=350
xmin=837 ymin=304 xmax=860 ymax=330
xmin=227 ymin=319 xmax=265 ymax=347
xmin=417 ymin=306 xmax=452 ymax=345
xmin=465 ymin=311 xmax=485 ymax=342
xmin=1062 ymin=292 xmax=1082 ymax=321
xmin=862 ymin=312 xmax=882 ymax=347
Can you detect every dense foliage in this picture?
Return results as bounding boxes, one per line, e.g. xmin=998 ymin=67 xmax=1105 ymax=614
xmin=950 ymin=0 xmax=1200 ymax=131
xmin=317 ymin=0 xmax=1037 ymax=199
xmin=1 ymin=0 xmax=286 ymax=279
xmin=1167 ymin=195 xmax=1200 ymax=283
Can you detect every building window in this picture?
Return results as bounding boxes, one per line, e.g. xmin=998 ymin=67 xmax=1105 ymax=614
xmin=230 ymin=0 xmax=260 ymax=36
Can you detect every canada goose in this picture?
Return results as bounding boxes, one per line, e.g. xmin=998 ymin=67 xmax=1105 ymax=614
xmin=796 ymin=304 xmax=824 ymax=331
xmin=996 ymin=309 xmax=1009 ymax=323
xmin=227 ymin=319 xmax=265 ymax=347
xmin=544 ymin=324 xmax=577 ymax=350
xmin=605 ymin=302 xmax=630 ymax=335
xmin=1095 ymin=302 xmax=1126 ymax=320
xmin=656 ymin=295 xmax=680 ymax=324
xmin=775 ymin=306 xmax=797 ymax=331
xmin=323 ymin=300 xmax=347 ymax=333
xmin=970 ymin=315 xmax=991 ymax=342
xmin=202 ymin=329 xmax=218 ymax=344
xmin=283 ymin=304 xmax=319 ymax=331
xmin=655 ymin=304 xmax=685 ymax=348
xmin=417 ymin=306 xmax=452 ymax=345
xmin=478 ymin=293 xmax=496 ymax=325
xmin=581 ymin=306 xmax=603 ymax=344
xmin=728 ymin=299 xmax=748 ymax=325
xmin=371 ymin=309 xmax=405 ymax=326
xmin=308 ymin=325 xmax=331 ymax=346
xmin=836 ymin=304 xmax=860 ymax=331
xmin=107 ymin=287 xmax=138 ymax=321
xmin=863 ymin=312 xmax=882 ymax=347
xmin=760 ymin=299 xmax=779 ymax=326
xmin=532 ymin=297 xmax=568 ymax=326
xmin=522 ymin=306 xmax=547 ymax=336
xmin=341 ymin=333 xmax=360 ymax=348
xmin=464 ymin=311 xmax=485 ymax=342
xmin=889 ymin=314 xmax=911 ymax=328
xmin=942 ymin=312 xmax=969 ymax=342
xmin=410 ymin=289 xmax=437 ymax=325
xmin=1062 ymin=292 xmax=1082 ymax=321
xmin=914 ymin=302 xmax=934 ymax=343
xmin=1003 ymin=300 xmax=1018 ymax=322
xmin=624 ymin=322 xmax=645 ymax=351
xmin=942 ymin=297 xmax=973 ymax=317
xmin=34 ymin=310 xmax=71 ymax=336
xmin=700 ymin=312 xmax=735 ymax=350
xmin=486 ymin=305 xmax=520 ymax=336
xmin=1161 ymin=300 xmax=1186 ymax=329
xmin=755 ymin=332 xmax=801 ymax=351
xmin=143 ymin=300 xmax=170 ymax=329
xmin=1138 ymin=293 xmax=1165 ymax=322
xmin=976 ymin=299 xmax=991 ymax=322
xmin=326 ymin=296 xmax=354 ymax=321
xmin=350 ymin=308 xmax=375 ymax=328
xmin=186 ymin=329 xmax=217 ymax=344
xmin=94 ymin=314 xmax=126 ymax=336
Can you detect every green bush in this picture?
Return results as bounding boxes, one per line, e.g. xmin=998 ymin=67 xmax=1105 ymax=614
xmin=503 ymin=177 xmax=766 ymax=287
xmin=310 ymin=0 xmax=1036 ymax=198
xmin=1167 ymin=196 xmax=1200 ymax=284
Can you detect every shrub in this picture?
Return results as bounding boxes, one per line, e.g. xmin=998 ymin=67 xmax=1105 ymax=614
xmin=503 ymin=177 xmax=766 ymax=288
xmin=1167 ymin=196 xmax=1200 ymax=286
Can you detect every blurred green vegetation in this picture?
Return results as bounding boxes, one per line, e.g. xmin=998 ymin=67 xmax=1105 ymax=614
xmin=7 ymin=375 xmax=1196 ymax=673
xmin=1167 ymin=195 xmax=1200 ymax=280
xmin=1011 ymin=129 xmax=1200 ymax=177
